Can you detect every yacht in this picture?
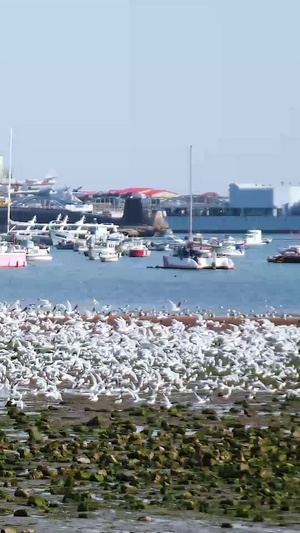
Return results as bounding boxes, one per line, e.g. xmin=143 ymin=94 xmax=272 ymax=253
xmin=267 ymin=245 xmax=300 ymax=263
xmin=243 ymin=229 xmax=272 ymax=246
xmin=99 ymin=248 xmax=120 ymax=262
xmin=87 ymin=241 xmax=119 ymax=261
xmin=26 ymin=245 xmax=52 ymax=262
xmin=163 ymin=248 xmax=234 ymax=270
xmin=51 ymin=217 xmax=119 ymax=246
xmin=162 ymin=146 xmax=234 ymax=271
xmin=7 ymin=215 xmax=69 ymax=244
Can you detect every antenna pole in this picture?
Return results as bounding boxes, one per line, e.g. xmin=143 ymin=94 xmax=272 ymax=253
xmin=189 ymin=145 xmax=193 ymax=239
xmin=7 ymin=128 xmax=12 ymax=234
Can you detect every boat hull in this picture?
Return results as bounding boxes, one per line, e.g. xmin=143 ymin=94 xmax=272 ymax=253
xmin=162 ymin=255 xmax=234 ymax=270
xmin=26 ymin=254 xmax=52 ymax=262
xmin=0 ymin=252 xmax=27 ymax=268
xmin=129 ymin=249 xmax=151 ymax=257
xmin=56 ymin=242 xmax=74 ymax=250
xmin=100 ymin=255 xmax=119 ymax=262
xmin=267 ymin=255 xmax=300 ymax=263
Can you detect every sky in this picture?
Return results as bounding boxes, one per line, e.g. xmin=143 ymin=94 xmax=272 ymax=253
xmin=1 ymin=0 xmax=300 ymax=194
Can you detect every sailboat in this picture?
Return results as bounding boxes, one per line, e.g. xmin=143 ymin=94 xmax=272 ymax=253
xmin=0 ymin=129 xmax=27 ymax=267
xmin=162 ymin=146 xmax=234 ymax=270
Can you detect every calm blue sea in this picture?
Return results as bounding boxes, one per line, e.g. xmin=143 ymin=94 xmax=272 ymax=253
xmin=2 ymin=234 xmax=300 ymax=314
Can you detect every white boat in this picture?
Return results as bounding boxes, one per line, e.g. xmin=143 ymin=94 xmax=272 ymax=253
xmin=188 ymin=233 xmax=210 ymax=247
xmin=222 ymin=234 xmax=244 ymax=246
xmin=163 ymin=249 xmax=234 ymax=270
xmin=162 ymin=146 xmax=234 ymax=271
xmin=26 ymin=246 xmax=52 ymax=262
xmin=149 ymin=240 xmax=170 ymax=251
xmin=0 ymin=130 xmax=27 ymax=268
xmin=50 ymin=219 xmax=119 ymax=247
xmin=167 ymin=236 xmax=186 ymax=249
xmin=218 ymin=243 xmax=245 ymax=256
xmin=7 ymin=215 xmax=69 ymax=244
xmin=87 ymin=241 xmax=119 ymax=261
xmin=99 ymin=249 xmax=120 ymax=262
xmin=243 ymin=229 xmax=272 ymax=246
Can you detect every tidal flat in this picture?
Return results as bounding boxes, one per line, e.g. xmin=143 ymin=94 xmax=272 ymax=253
xmin=1 ymin=394 xmax=300 ymax=532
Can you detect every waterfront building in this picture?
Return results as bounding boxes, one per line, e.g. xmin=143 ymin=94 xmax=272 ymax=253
xmin=229 ymin=183 xmax=300 ymax=216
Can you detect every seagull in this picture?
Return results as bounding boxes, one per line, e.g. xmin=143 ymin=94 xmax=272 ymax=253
xmin=168 ymin=300 xmax=181 ymax=313
xmin=194 ymin=392 xmax=209 ymax=405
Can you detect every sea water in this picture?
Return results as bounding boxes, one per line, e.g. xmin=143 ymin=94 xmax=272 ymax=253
xmin=1 ymin=234 xmax=300 ymax=314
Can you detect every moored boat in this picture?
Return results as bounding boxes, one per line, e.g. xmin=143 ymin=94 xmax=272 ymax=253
xmin=26 ymin=246 xmax=52 ymax=262
xmin=244 ymin=229 xmax=272 ymax=246
xmin=0 ymin=243 xmax=27 ymax=268
xmin=99 ymin=249 xmax=120 ymax=262
xmin=163 ymin=249 xmax=234 ymax=270
xmin=267 ymin=246 xmax=300 ymax=263
xmin=129 ymin=245 xmax=151 ymax=257
xmin=56 ymin=240 xmax=74 ymax=250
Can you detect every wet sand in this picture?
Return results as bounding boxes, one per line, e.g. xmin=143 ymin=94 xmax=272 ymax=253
xmin=102 ymin=314 xmax=300 ymax=327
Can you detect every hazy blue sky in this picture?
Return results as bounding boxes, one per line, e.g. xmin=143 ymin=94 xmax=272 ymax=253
xmin=1 ymin=0 xmax=300 ymax=194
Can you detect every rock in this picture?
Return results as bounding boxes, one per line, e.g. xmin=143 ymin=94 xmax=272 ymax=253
xmin=0 ymin=508 xmax=12 ymax=515
xmin=138 ymin=516 xmax=153 ymax=522
xmin=221 ymin=524 xmax=233 ymax=529
xmin=253 ymin=515 xmax=264 ymax=522
xmin=42 ymin=468 xmax=58 ymax=478
xmin=27 ymin=495 xmax=48 ymax=508
xmin=27 ymin=427 xmax=43 ymax=443
xmin=77 ymin=502 xmax=88 ymax=512
xmin=90 ymin=473 xmax=103 ymax=482
xmin=76 ymin=457 xmax=90 ymax=464
xmin=78 ymin=513 xmax=88 ymax=518
xmin=75 ymin=471 xmax=91 ymax=480
xmin=21 ymin=530 xmax=35 ymax=533
xmin=15 ymin=488 xmax=29 ymax=498
xmin=64 ymin=477 xmax=75 ymax=488
xmin=86 ymin=415 xmax=102 ymax=427
xmin=1 ymin=529 xmax=18 ymax=533
xmin=14 ymin=509 xmax=29 ymax=516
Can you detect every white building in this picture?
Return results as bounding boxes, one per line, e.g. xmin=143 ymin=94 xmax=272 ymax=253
xmin=229 ymin=183 xmax=300 ymax=214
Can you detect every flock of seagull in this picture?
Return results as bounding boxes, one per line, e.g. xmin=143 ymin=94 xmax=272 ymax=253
xmin=0 ymin=299 xmax=298 ymax=410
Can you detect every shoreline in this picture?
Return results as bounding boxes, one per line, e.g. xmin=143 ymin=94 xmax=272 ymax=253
xmin=98 ymin=314 xmax=300 ymax=327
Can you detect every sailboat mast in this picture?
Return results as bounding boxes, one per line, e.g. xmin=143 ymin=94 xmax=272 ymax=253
xmin=189 ymin=145 xmax=193 ymax=239
xmin=7 ymin=128 xmax=13 ymax=234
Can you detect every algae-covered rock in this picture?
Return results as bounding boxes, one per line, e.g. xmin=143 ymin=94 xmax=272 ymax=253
xmin=138 ymin=516 xmax=152 ymax=522
xmin=27 ymin=495 xmax=48 ymax=509
xmin=86 ymin=416 xmax=102 ymax=427
xmin=90 ymin=473 xmax=104 ymax=482
xmin=76 ymin=456 xmax=90 ymax=464
xmin=27 ymin=427 xmax=43 ymax=443
xmin=75 ymin=470 xmax=91 ymax=480
xmin=15 ymin=488 xmax=29 ymax=498
xmin=253 ymin=514 xmax=264 ymax=522
xmin=77 ymin=502 xmax=88 ymax=512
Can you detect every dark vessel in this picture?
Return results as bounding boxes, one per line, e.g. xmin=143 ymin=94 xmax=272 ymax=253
xmin=267 ymin=246 xmax=300 ymax=263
